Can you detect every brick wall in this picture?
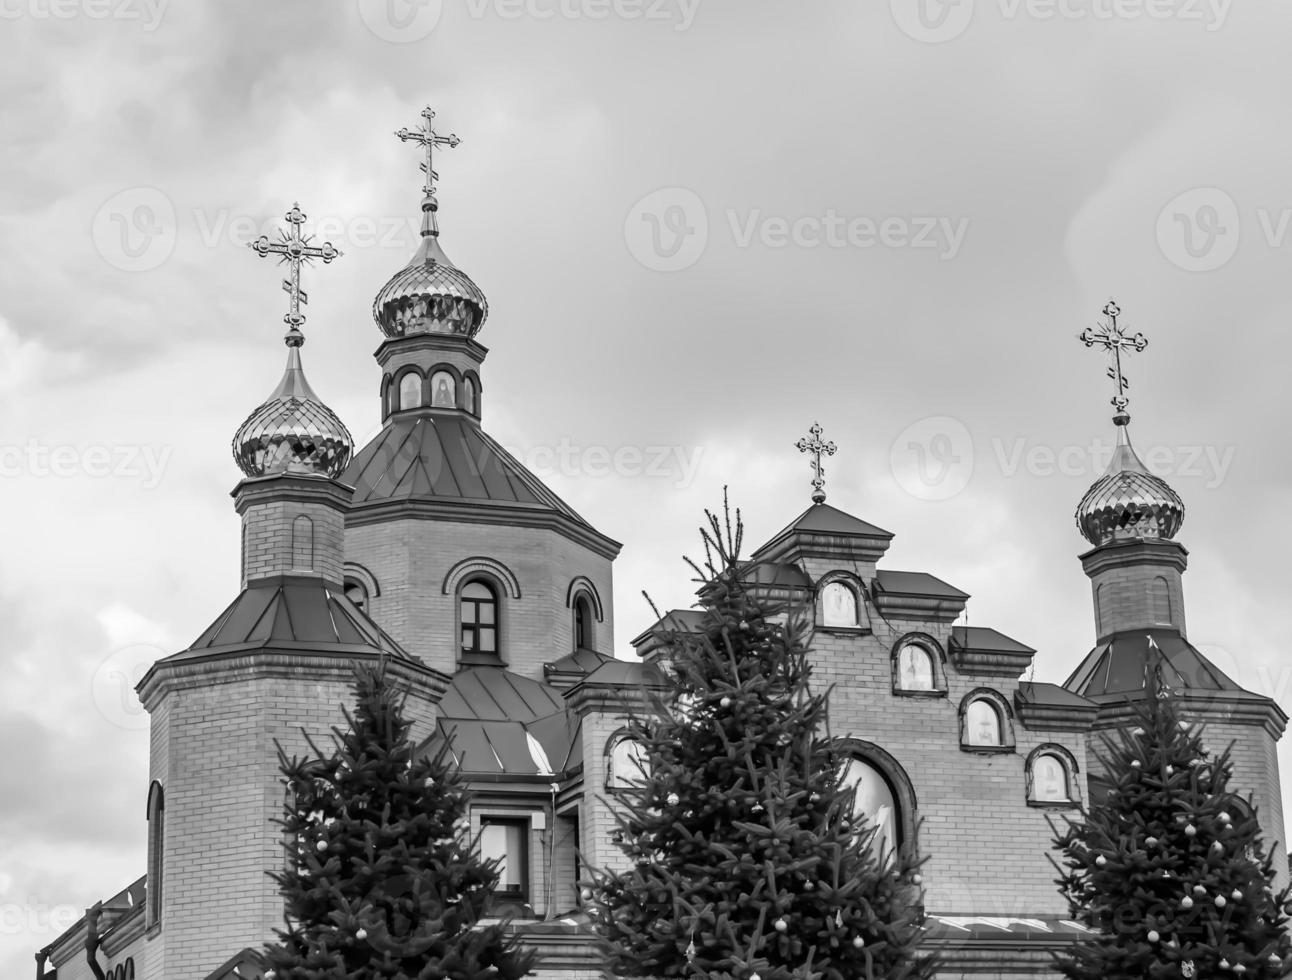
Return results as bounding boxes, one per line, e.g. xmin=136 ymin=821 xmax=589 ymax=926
xmin=237 ymin=480 xmax=350 ymax=587
xmin=345 ymin=517 xmax=615 ymax=679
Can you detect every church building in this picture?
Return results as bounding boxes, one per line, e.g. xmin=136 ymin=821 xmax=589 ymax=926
xmin=35 ymin=109 xmax=1288 ymax=980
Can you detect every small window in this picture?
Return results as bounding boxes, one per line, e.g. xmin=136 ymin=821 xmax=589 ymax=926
xmin=607 ymin=735 xmax=649 ymax=790
xmin=431 ymin=371 xmax=457 ymax=408
xmin=480 ymin=818 xmax=529 ymax=900
xmin=897 ymin=643 xmax=935 ymax=691
xmin=464 ymin=377 xmax=477 ymax=414
xmin=574 ymin=595 xmax=592 ymax=650
xmin=966 ymin=699 xmax=1002 ymax=745
xmin=1150 ymin=576 xmax=1172 ymax=625
xmin=1027 ymin=746 xmax=1079 ymax=807
xmin=343 ymin=578 xmax=369 ymax=612
xmin=461 ymin=581 xmax=498 ymax=656
xmin=399 ymin=372 xmax=422 ymax=410
xmin=821 ymin=581 xmax=859 ymax=628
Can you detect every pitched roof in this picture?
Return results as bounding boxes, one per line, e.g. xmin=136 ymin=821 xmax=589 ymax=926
xmin=1063 ymin=628 xmax=1244 ymax=699
xmin=343 ymin=412 xmax=587 ymax=519
xmin=875 ymin=569 xmax=969 ymax=599
xmin=951 ymin=626 xmax=1036 ymax=655
xmin=1016 ymin=681 xmax=1097 ymax=709
xmin=753 ymin=502 xmax=894 ymax=557
xmin=424 ymin=667 xmax=582 ymax=777
xmin=176 ymin=575 xmax=411 ymax=660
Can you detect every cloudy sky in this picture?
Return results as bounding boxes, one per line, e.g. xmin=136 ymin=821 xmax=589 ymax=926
xmin=4 ymin=0 xmax=1292 ymax=970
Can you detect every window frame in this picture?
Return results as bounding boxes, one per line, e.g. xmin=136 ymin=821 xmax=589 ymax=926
xmin=605 ymin=731 xmax=650 ymax=792
xmin=146 ymin=781 xmax=164 ymax=929
xmin=958 ymin=688 xmax=1016 ymax=753
xmin=891 ymin=633 xmax=948 ymax=698
xmin=479 ymin=815 xmax=531 ymax=903
xmin=817 ymin=575 xmax=865 ymax=631
xmin=1025 ymin=744 xmax=1081 ymax=809
xmin=459 ymin=579 xmax=501 ymax=663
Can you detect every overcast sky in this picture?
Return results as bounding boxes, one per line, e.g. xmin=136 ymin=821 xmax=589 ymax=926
xmin=4 ymin=0 xmax=1292 ymax=971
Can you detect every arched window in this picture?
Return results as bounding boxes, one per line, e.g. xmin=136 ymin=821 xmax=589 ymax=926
xmin=840 ymin=756 xmax=899 ymax=866
xmin=146 ymin=782 xmax=164 ymax=926
xmin=399 ymin=372 xmax=423 ymax=410
xmin=962 ymin=697 xmax=1005 ymax=748
xmin=464 ymin=376 xmax=478 ymax=415
xmin=461 ymin=580 xmax=499 ymax=657
xmin=574 ymin=594 xmax=592 ymax=650
xmin=896 ymin=642 xmax=936 ymax=692
xmin=291 ymin=515 xmax=314 ymax=571
xmin=344 ymin=577 xmax=369 ymax=612
xmin=607 ymin=734 xmax=649 ymax=790
xmin=1026 ymin=745 xmax=1080 ymax=807
xmin=820 ymin=581 xmax=859 ymax=628
xmin=431 ymin=370 xmax=456 ymax=408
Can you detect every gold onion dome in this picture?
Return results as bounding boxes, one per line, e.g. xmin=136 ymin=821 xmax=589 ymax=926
xmin=233 ymin=334 xmax=354 ymax=479
xmin=374 ymin=106 xmax=488 ymax=339
xmin=373 ymin=232 xmax=488 ymax=338
xmin=1075 ymin=413 xmax=1184 ymax=547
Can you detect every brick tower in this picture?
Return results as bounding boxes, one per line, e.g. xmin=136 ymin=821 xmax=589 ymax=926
xmin=134 ymin=206 xmax=447 ymax=980
xmin=1063 ymin=301 xmax=1287 ymax=881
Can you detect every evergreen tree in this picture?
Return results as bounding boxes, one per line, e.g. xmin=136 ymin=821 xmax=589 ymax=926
xmin=588 ymin=498 xmax=932 ymax=980
xmin=261 ymin=662 xmax=534 ymax=980
xmin=1052 ymin=651 xmax=1292 ymax=979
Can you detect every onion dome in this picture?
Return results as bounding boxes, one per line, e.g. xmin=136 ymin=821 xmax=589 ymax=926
xmin=372 ymin=232 xmax=488 ymax=338
xmin=375 ymin=106 xmax=488 ymax=339
xmin=233 ymin=333 xmax=353 ymax=479
xmin=1075 ymin=413 xmax=1184 ymax=547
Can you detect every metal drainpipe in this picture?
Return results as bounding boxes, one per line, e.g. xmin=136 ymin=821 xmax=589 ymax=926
xmin=84 ymin=903 xmax=107 ymax=980
xmin=543 ymin=780 xmax=558 ymax=919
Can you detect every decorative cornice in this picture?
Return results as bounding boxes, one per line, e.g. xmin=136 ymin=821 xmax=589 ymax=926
xmin=1079 ymin=536 xmax=1189 ymax=577
xmin=231 ymin=473 xmax=355 ymax=513
xmin=138 ymin=648 xmax=448 ymax=712
xmin=374 ymin=332 xmax=489 ymax=367
xmin=346 ymin=496 xmax=622 ymax=560
xmin=1086 ymin=691 xmax=1288 ymax=740
xmin=872 ymin=590 xmax=966 ymax=623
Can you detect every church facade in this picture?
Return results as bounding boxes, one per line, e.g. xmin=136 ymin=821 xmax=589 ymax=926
xmin=36 ymin=110 xmax=1287 ymax=980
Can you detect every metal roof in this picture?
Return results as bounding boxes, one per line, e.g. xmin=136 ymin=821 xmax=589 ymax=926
xmin=343 ymin=412 xmax=589 ymax=521
xmin=754 ymin=502 xmax=894 ymax=556
xmin=1063 ymin=628 xmax=1242 ymax=699
xmin=425 ymin=667 xmax=581 ymax=777
xmin=179 ymin=575 xmax=411 ymax=660
xmin=951 ymin=626 xmax=1036 ymax=656
xmin=875 ymin=569 xmax=969 ymax=600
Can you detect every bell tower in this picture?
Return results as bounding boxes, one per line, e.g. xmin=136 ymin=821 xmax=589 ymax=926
xmin=1063 ymin=300 xmax=1287 ymax=885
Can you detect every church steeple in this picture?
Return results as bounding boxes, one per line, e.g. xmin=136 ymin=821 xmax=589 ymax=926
xmin=1071 ymin=300 xmax=1188 ymax=641
xmin=232 ymin=203 xmax=354 ymax=587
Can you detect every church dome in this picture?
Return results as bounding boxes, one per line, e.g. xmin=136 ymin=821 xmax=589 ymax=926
xmin=233 ymin=337 xmax=353 ymax=479
xmin=1075 ymin=414 xmax=1184 ymax=547
xmin=372 ymin=233 xmax=488 ymax=339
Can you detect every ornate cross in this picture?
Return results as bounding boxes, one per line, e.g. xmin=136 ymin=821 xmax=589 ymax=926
xmin=248 ymin=203 xmax=342 ymax=345
xmin=796 ymin=422 xmax=837 ymax=504
xmin=1079 ymin=299 xmax=1148 ymax=416
xmin=396 ymin=106 xmax=460 ymax=202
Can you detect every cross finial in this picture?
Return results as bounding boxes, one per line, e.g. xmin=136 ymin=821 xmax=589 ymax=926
xmin=247 ymin=203 xmax=342 ymax=346
xmin=1078 ymin=299 xmax=1148 ymax=422
xmin=796 ymin=422 xmax=837 ymax=504
xmin=395 ymin=106 xmax=461 ymax=239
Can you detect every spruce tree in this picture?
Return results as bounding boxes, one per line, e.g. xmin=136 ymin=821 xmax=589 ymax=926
xmin=588 ymin=498 xmax=932 ymax=980
xmin=260 ymin=662 xmax=534 ymax=980
xmin=1052 ymin=654 xmax=1292 ymax=979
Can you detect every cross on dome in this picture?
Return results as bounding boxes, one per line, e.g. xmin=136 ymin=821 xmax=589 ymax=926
xmin=247 ymin=203 xmax=342 ymax=346
xmin=1078 ymin=299 xmax=1148 ymax=420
